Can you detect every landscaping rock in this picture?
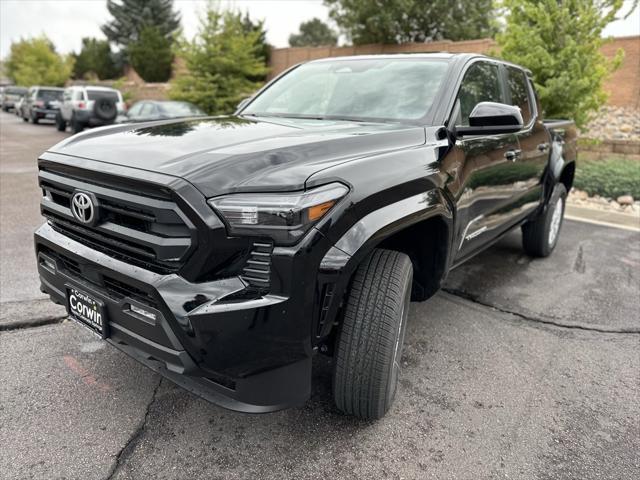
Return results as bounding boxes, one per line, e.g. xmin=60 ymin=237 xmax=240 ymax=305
xmin=617 ymin=195 xmax=634 ymax=205
xmin=584 ymin=106 xmax=640 ymax=142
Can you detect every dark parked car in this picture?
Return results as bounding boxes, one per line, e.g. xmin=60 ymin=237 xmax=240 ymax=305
xmin=1 ymin=86 xmax=28 ymax=111
xmin=56 ymin=86 xmax=126 ymax=133
xmin=121 ymin=100 xmax=206 ymax=123
xmin=22 ymin=86 xmax=64 ymax=123
xmin=35 ymin=54 xmax=576 ymax=419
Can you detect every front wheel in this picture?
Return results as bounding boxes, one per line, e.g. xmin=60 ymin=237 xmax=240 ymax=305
xmin=31 ymin=111 xmax=39 ymax=124
xmin=522 ymin=183 xmax=567 ymax=257
xmin=332 ymin=249 xmax=413 ymax=420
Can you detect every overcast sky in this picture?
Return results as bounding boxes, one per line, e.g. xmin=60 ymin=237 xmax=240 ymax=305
xmin=0 ymin=0 xmax=638 ymax=59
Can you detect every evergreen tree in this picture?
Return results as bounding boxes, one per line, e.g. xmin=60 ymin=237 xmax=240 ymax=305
xmin=289 ymin=18 xmax=338 ymax=47
xmin=498 ymin=0 xmax=636 ymax=128
xmin=241 ymin=13 xmax=271 ymax=81
xmin=169 ymin=7 xmax=269 ymax=115
xmin=101 ymin=0 xmax=181 ymax=47
xmin=73 ymin=38 xmax=120 ymax=80
xmin=324 ymin=0 xmax=496 ymax=44
xmin=128 ymin=26 xmax=174 ymax=82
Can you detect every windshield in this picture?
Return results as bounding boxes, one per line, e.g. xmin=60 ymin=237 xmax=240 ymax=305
xmin=37 ymin=89 xmax=63 ymax=101
xmin=158 ymin=102 xmax=205 ymax=116
xmin=87 ymin=90 xmax=119 ymax=102
xmin=6 ymin=87 xmax=28 ymax=95
xmin=243 ymin=58 xmax=450 ymax=122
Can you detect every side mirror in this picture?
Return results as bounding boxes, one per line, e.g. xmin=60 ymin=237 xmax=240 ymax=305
xmin=455 ymin=102 xmax=523 ymax=136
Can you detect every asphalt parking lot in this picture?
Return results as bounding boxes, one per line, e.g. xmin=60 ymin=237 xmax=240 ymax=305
xmin=1 ymin=110 xmax=639 ymax=480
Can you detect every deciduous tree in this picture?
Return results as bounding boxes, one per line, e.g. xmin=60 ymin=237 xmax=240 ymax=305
xmin=289 ymin=18 xmax=338 ymax=47
xmin=497 ymin=0 xmax=637 ymax=128
xmin=73 ymin=38 xmax=120 ymax=80
xmin=324 ymin=0 xmax=496 ymax=44
xmin=5 ymin=36 xmax=74 ymax=86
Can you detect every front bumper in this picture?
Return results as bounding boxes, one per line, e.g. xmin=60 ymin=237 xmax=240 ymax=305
xmin=35 ymin=222 xmax=316 ymax=413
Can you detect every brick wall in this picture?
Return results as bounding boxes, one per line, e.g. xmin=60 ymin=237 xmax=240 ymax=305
xmin=268 ymin=36 xmax=640 ymax=109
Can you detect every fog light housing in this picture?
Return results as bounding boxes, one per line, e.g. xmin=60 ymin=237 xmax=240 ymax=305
xmin=129 ymin=304 xmax=156 ymax=321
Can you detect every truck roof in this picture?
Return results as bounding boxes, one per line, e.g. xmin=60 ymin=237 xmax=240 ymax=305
xmin=307 ymin=53 xmax=532 ymax=75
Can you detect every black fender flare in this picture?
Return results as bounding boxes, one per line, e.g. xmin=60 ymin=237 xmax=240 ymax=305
xmin=313 ymin=189 xmax=453 ymax=341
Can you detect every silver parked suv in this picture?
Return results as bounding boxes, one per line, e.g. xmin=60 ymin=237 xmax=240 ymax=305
xmin=22 ymin=86 xmax=64 ymax=123
xmin=56 ymin=86 xmax=126 ymax=133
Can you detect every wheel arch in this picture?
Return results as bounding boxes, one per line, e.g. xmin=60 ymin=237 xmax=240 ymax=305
xmin=314 ymin=189 xmax=453 ymax=344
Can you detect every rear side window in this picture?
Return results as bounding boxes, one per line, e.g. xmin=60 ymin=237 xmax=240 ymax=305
xmin=454 ymin=62 xmax=503 ymax=126
xmin=506 ymin=67 xmax=533 ymax=124
xmin=86 ymin=90 xmax=119 ymax=102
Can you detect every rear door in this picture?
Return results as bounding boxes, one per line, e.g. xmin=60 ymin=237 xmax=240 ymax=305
xmin=504 ymin=66 xmax=550 ymax=216
xmin=449 ymin=60 xmax=525 ymax=261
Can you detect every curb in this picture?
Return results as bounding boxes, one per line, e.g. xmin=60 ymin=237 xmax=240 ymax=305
xmin=565 ymin=204 xmax=640 ymax=232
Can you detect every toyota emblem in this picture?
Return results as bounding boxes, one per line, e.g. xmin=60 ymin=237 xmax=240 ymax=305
xmin=71 ymin=192 xmax=96 ymax=225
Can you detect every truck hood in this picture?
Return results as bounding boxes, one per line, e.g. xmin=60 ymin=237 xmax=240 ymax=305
xmin=48 ymin=116 xmax=426 ymax=197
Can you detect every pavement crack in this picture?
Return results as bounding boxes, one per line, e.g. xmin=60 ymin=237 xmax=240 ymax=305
xmin=442 ymin=287 xmax=640 ymax=335
xmin=0 ymin=315 xmax=66 ymax=332
xmin=104 ymin=377 xmax=162 ymax=480
xmin=572 ymin=244 xmax=586 ymax=273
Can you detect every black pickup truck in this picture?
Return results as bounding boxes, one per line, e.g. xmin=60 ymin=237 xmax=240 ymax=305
xmin=35 ymin=53 xmax=576 ymax=419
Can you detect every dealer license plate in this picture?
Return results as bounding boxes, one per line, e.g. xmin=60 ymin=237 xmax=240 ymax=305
xmin=67 ymin=287 xmax=108 ymax=337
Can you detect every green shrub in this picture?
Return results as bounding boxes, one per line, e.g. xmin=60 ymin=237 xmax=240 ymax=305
xmin=574 ymin=157 xmax=640 ymax=199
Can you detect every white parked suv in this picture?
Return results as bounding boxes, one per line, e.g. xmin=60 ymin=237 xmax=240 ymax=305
xmin=57 ymin=86 xmax=126 ymax=133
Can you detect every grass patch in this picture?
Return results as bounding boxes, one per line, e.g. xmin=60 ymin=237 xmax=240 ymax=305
xmin=574 ymin=157 xmax=640 ymax=199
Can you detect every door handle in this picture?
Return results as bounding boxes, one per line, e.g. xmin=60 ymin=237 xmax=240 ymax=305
xmin=504 ymin=149 xmax=521 ymax=162
xmin=537 ymin=143 xmax=549 ymax=152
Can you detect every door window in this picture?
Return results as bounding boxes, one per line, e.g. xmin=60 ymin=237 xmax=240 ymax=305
xmin=140 ymin=103 xmax=155 ymax=117
xmin=128 ymin=103 xmax=143 ymax=118
xmin=506 ymin=66 xmax=533 ymax=125
xmin=454 ymin=62 xmax=503 ymax=126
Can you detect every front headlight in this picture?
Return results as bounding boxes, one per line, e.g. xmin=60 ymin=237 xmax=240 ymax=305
xmin=208 ymin=183 xmax=349 ymax=245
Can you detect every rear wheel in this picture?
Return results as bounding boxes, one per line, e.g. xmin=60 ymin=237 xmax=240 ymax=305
xmin=522 ymin=183 xmax=567 ymax=257
xmin=55 ymin=113 xmax=67 ymax=132
xmin=70 ymin=113 xmax=83 ymax=134
xmin=332 ymin=249 xmax=413 ymax=420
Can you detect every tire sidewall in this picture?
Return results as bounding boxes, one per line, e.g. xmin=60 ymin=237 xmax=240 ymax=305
xmin=543 ymin=184 xmax=567 ymax=255
xmin=385 ymin=268 xmax=413 ymax=409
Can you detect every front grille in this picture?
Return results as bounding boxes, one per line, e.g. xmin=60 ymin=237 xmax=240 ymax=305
xmin=240 ymin=242 xmax=273 ymax=290
xmin=39 ymin=166 xmax=193 ymax=274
